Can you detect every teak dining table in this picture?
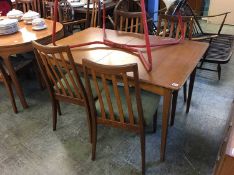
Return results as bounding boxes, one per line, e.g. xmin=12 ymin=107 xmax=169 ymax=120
xmin=54 ymin=27 xmax=209 ymax=161
xmin=0 ymin=18 xmax=63 ymax=109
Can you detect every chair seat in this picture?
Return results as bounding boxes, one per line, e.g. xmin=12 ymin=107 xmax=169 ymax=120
xmin=57 ymin=71 xmax=101 ymax=98
xmin=95 ymin=85 xmax=161 ymax=129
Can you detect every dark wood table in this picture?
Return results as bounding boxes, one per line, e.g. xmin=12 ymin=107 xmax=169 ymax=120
xmin=54 ymin=27 xmax=209 ymax=161
xmin=0 ymin=17 xmax=63 ymax=109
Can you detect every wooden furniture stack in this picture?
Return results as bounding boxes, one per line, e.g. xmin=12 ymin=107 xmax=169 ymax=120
xmin=214 ymin=100 xmax=234 ymax=175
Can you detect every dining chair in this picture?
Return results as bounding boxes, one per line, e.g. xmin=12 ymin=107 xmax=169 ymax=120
xmin=191 ymin=12 xmax=233 ymax=80
xmin=171 ymin=1 xmax=232 ymax=79
xmin=83 ymin=59 xmax=161 ymax=175
xmin=42 ymin=0 xmax=54 ymax=19
xmin=15 ymin=0 xmax=41 ymax=14
xmin=156 ymin=14 xmax=194 ymax=126
xmin=90 ymin=0 xmax=99 ymax=27
xmin=113 ymin=0 xmax=143 ymax=33
xmin=0 ymin=62 xmax=18 ymax=113
xmin=156 ymin=14 xmax=193 ymax=39
xmin=44 ymin=0 xmax=92 ymax=36
xmin=32 ymin=41 xmax=93 ymax=142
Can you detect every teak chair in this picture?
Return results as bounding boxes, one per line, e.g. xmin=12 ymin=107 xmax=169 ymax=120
xmin=58 ymin=0 xmax=87 ymax=35
xmin=156 ymin=14 xmax=193 ymax=39
xmin=89 ymin=0 xmax=99 ymax=27
xmin=32 ymin=41 xmax=92 ymax=141
xmin=44 ymin=0 xmax=95 ymax=35
xmin=83 ymin=59 xmax=161 ymax=175
xmin=113 ymin=0 xmax=143 ymax=33
xmin=156 ymin=14 xmax=194 ymax=126
xmin=42 ymin=0 xmax=54 ymax=19
xmin=0 ymin=62 xmax=17 ymax=113
xmin=15 ymin=0 xmax=41 ymax=14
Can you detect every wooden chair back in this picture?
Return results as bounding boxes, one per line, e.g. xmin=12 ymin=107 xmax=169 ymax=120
xmin=90 ymin=0 xmax=99 ymax=27
xmin=83 ymin=59 xmax=144 ymax=132
xmin=42 ymin=0 xmax=54 ymax=19
xmin=58 ymin=0 xmax=75 ymax=22
xmin=114 ymin=0 xmax=143 ymax=33
xmin=32 ymin=41 xmax=87 ymax=105
xmin=156 ymin=14 xmax=194 ymax=39
xmin=16 ymin=0 xmax=41 ymax=14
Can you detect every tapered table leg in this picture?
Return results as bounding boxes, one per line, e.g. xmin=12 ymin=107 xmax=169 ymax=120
xmin=186 ymin=68 xmax=197 ymax=113
xmin=160 ymin=89 xmax=172 ymax=161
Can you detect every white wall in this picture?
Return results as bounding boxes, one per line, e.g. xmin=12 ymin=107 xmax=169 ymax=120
xmin=208 ymin=0 xmax=234 ymax=25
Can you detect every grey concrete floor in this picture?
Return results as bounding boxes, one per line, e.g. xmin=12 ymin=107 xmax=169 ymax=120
xmin=0 ymin=25 xmax=234 ymax=175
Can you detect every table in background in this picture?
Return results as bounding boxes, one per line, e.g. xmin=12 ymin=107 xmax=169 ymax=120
xmin=0 ymin=18 xmax=63 ymax=109
xmin=54 ymin=27 xmax=209 ymax=161
xmin=73 ymin=1 xmax=117 ymax=26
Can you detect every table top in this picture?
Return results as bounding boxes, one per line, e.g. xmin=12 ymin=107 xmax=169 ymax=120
xmin=0 ymin=17 xmax=63 ymax=48
xmin=55 ymin=27 xmax=209 ymax=91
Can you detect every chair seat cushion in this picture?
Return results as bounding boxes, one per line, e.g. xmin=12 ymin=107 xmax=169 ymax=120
xmin=95 ymin=85 xmax=161 ymax=129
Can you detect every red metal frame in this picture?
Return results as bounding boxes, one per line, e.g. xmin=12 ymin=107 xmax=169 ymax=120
xmin=52 ymin=0 xmax=184 ymax=72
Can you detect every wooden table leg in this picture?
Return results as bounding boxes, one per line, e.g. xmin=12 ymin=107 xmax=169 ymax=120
xmin=186 ymin=68 xmax=197 ymax=113
xmin=170 ymin=90 xmax=178 ymax=126
xmin=2 ymin=55 xmax=29 ymax=109
xmin=160 ymin=88 xmax=172 ymax=161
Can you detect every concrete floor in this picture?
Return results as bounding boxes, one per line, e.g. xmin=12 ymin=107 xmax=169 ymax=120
xmin=0 ymin=25 xmax=234 ymax=175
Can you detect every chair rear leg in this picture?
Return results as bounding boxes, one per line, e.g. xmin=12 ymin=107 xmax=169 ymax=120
xmin=199 ymin=59 xmax=205 ymax=68
xmin=0 ymin=63 xmax=18 ymax=113
xmin=217 ymin=64 xmax=221 ymax=80
xmin=3 ymin=78 xmax=18 ymax=113
xmin=183 ymin=81 xmax=187 ymax=102
xmin=153 ymin=110 xmax=158 ymax=133
xmin=32 ymin=60 xmax=45 ymax=90
xmin=140 ymin=131 xmax=145 ymax=175
xmin=52 ymin=99 xmax=58 ymax=131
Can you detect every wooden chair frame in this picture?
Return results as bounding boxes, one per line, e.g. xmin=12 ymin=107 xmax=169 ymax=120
xmin=15 ymin=0 xmax=41 ymax=14
xmin=32 ymin=41 xmax=92 ymax=142
xmin=157 ymin=14 xmax=194 ymax=39
xmin=0 ymin=62 xmax=17 ymax=113
xmin=113 ymin=0 xmax=143 ymax=33
xmin=83 ymin=59 xmax=155 ymax=175
xmin=90 ymin=0 xmax=99 ymax=27
xmin=177 ymin=2 xmax=232 ymax=79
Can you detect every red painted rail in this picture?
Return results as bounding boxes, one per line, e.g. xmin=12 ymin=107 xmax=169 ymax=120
xmin=52 ymin=0 xmax=184 ymax=72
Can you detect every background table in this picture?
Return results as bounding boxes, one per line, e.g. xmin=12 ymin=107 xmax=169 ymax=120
xmin=0 ymin=18 xmax=63 ymax=109
xmin=54 ymin=27 xmax=209 ymax=161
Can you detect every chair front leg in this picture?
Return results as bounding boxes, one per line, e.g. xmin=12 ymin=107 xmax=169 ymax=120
xmin=140 ymin=130 xmax=145 ymax=175
xmin=56 ymin=100 xmax=62 ymax=115
xmin=91 ymin=116 xmax=97 ymax=161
